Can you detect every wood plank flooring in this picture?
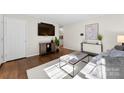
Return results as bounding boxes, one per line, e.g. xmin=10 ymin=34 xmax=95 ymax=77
xmin=0 ymin=48 xmax=73 ymax=79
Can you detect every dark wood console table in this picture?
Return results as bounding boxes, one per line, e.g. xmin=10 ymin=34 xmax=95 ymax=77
xmin=39 ymin=42 xmax=56 ymax=55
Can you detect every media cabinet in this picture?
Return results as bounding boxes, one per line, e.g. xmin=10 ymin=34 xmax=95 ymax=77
xmin=39 ymin=42 xmax=57 ymax=55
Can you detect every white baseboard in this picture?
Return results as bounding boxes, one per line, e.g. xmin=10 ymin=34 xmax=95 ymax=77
xmin=26 ymin=53 xmax=39 ymax=58
xmin=63 ymin=46 xmax=80 ymax=51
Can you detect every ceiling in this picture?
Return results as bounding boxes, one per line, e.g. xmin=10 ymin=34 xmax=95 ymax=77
xmin=28 ymin=14 xmax=103 ymax=26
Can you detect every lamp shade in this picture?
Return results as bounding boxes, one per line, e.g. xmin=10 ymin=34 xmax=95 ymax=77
xmin=117 ymin=35 xmax=124 ymax=43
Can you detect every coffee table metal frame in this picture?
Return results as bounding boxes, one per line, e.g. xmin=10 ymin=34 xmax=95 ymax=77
xmin=59 ymin=54 xmax=89 ymax=77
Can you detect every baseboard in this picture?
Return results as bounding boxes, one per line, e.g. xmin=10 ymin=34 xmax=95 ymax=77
xmin=63 ymin=47 xmax=79 ymax=51
xmin=26 ymin=53 xmax=39 ymax=58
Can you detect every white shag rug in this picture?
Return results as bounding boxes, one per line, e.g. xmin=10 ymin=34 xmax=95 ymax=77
xmin=27 ymin=59 xmax=75 ymax=79
xmin=44 ymin=62 xmax=74 ymax=79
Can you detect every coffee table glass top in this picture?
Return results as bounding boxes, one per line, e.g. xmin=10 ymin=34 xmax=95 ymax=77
xmin=59 ymin=52 xmax=89 ymax=77
xmin=60 ymin=52 xmax=88 ymax=65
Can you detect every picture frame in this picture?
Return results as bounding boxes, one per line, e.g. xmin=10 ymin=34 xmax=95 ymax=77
xmin=85 ymin=23 xmax=99 ymax=40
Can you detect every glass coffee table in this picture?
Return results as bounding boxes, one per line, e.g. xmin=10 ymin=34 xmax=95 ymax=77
xmin=59 ymin=52 xmax=89 ymax=77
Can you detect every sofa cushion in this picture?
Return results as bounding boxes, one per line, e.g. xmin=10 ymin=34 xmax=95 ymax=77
xmin=114 ymin=45 xmax=124 ymax=51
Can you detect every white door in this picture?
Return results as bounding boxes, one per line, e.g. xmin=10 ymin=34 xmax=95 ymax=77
xmin=0 ymin=15 xmax=4 ymax=63
xmin=4 ymin=17 xmax=26 ymax=61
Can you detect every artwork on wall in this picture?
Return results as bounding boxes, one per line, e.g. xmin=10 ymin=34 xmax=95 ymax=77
xmin=85 ymin=23 xmax=99 ymax=40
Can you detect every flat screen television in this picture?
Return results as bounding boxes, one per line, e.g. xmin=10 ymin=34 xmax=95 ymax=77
xmin=38 ymin=22 xmax=55 ymax=36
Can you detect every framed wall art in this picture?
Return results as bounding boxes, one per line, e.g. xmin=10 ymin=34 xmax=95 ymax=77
xmin=85 ymin=23 xmax=99 ymax=40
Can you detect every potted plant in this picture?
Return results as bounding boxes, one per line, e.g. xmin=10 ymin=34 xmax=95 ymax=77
xmin=54 ymin=37 xmax=60 ymax=52
xmin=97 ymin=34 xmax=103 ymax=44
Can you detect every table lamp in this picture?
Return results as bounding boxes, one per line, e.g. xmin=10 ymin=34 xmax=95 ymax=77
xmin=117 ymin=35 xmax=124 ymax=46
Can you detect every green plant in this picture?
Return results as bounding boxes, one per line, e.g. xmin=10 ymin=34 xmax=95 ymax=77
xmin=97 ymin=34 xmax=103 ymax=41
xmin=54 ymin=37 xmax=60 ymax=46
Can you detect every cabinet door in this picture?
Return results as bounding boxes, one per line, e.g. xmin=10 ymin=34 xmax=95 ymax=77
xmin=0 ymin=15 xmax=3 ymax=63
xmin=40 ymin=43 xmax=46 ymax=55
xmin=51 ymin=43 xmax=56 ymax=52
xmin=83 ymin=44 xmax=101 ymax=54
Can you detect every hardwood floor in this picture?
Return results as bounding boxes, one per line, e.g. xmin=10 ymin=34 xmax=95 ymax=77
xmin=0 ymin=48 xmax=73 ymax=79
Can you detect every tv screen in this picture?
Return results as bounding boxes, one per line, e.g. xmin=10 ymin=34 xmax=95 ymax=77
xmin=38 ymin=23 xmax=55 ymax=36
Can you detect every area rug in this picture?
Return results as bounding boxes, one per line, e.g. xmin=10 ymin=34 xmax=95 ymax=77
xmin=27 ymin=58 xmax=76 ymax=79
xmin=44 ymin=62 xmax=75 ymax=79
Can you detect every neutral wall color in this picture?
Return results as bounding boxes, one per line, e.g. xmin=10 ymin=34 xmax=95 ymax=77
xmin=26 ymin=17 xmax=59 ymax=57
xmin=1 ymin=15 xmax=59 ymax=58
xmin=63 ymin=15 xmax=124 ymax=52
xmin=0 ymin=15 xmax=4 ymax=63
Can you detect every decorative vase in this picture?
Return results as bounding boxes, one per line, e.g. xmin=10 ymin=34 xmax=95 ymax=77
xmin=56 ymin=46 xmax=59 ymax=52
xmin=98 ymin=40 xmax=102 ymax=44
xmin=56 ymin=48 xmax=59 ymax=52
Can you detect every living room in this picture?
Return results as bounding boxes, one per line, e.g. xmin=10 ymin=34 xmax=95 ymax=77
xmin=0 ymin=14 xmax=124 ymax=79
xmin=1 ymin=0 xmax=124 ymax=93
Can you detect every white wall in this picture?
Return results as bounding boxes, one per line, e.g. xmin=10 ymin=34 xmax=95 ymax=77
xmin=3 ymin=15 xmax=59 ymax=57
xmin=0 ymin=15 xmax=4 ymax=63
xmin=63 ymin=15 xmax=124 ymax=52
xmin=26 ymin=17 xmax=59 ymax=57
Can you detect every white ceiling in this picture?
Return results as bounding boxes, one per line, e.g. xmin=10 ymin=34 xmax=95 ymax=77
xmin=28 ymin=14 xmax=103 ymax=26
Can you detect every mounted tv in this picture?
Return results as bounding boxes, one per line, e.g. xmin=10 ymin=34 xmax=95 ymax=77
xmin=38 ymin=22 xmax=55 ymax=36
